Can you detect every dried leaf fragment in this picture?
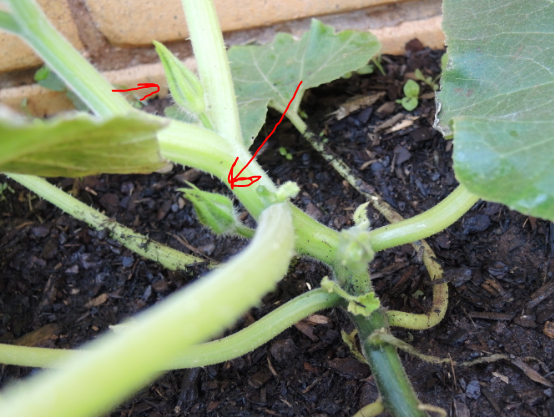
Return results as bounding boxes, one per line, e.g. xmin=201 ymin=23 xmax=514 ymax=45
xmin=329 ymin=92 xmax=385 ymax=120
xmin=544 ymin=321 xmax=554 ymax=339
xmin=510 ymin=357 xmax=554 ymax=388
xmin=14 ymin=323 xmax=60 ymax=347
xmin=84 ymin=293 xmax=109 ymax=309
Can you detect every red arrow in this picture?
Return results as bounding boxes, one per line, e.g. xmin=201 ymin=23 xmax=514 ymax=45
xmin=228 ymin=81 xmax=303 ymax=189
xmin=112 ymin=83 xmax=160 ymax=101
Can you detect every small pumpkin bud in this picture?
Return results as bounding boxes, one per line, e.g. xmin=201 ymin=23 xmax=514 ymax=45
xmin=179 ymin=183 xmax=237 ymax=235
xmin=153 ymin=41 xmax=205 ymax=116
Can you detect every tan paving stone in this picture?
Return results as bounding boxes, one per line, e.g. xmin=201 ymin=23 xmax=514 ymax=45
xmin=86 ymin=0 xmax=413 ymax=46
xmin=0 ymin=0 xmax=84 ymax=73
xmin=0 ymin=14 xmax=443 ymax=117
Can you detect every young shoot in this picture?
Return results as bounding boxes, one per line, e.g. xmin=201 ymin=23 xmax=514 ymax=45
xmin=396 ymin=79 xmax=420 ymax=111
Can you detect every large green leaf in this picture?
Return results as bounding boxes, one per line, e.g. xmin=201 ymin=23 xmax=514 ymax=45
xmin=0 ymin=112 xmax=165 ymax=177
xmin=436 ymin=0 xmax=554 ymax=220
xmin=229 ymin=19 xmax=380 ymax=147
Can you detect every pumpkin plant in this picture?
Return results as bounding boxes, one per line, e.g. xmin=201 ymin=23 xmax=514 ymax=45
xmin=0 ymin=0 xmax=552 ymax=416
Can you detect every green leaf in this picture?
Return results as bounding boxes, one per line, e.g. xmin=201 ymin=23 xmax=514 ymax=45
xmin=35 ymin=66 xmax=89 ymax=111
xmin=0 ymin=114 xmax=165 ymax=177
xmin=436 ymin=0 xmax=554 ymax=221
xmin=320 ymin=276 xmax=380 ymax=317
xmin=403 ymin=79 xmax=419 ymax=98
xmin=336 ymin=227 xmax=374 ymax=276
xmin=35 ymin=66 xmax=65 ymax=92
xmin=229 ymin=19 xmax=381 ymax=147
xmin=401 ymin=97 xmax=418 ymax=111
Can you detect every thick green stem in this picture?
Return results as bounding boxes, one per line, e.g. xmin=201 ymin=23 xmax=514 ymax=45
xmin=0 ymin=289 xmax=340 ymax=369
xmin=287 ymin=112 xmax=402 ymax=220
xmin=5 ymin=0 xmax=131 ymax=117
xmin=369 ymin=185 xmax=479 ymax=251
xmin=351 ymin=310 xmax=429 ymax=417
xmin=180 ymin=0 xmax=242 ymax=146
xmin=2 ymin=0 xmax=344 ymax=271
xmin=7 ymin=174 xmax=205 ymax=270
xmin=287 ymin=112 xmax=479 ymax=251
xmin=0 ymin=203 xmax=294 ymax=417
xmin=158 ymin=118 xmax=343 ymax=266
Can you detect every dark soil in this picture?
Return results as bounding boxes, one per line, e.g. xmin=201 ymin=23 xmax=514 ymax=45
xmin=1 ymin=43 xmax=554 ymax=417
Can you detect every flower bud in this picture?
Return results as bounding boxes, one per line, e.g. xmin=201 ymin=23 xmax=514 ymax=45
xmin=153 ymin=41 xmax=205 ymax=115
xmin=179 ymin=183 xmax=237 ymax=235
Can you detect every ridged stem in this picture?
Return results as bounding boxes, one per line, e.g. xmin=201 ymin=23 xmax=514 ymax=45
xmin=351 ymin=310 xmax=429 ymax=417
xmin=7 ymin=174 xmax=205 ymax=270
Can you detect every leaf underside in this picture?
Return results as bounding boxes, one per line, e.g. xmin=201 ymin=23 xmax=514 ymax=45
xmin=229 ymin=19 xmax=381 ymax=147
xmin=436 ymin=0 xmax=554 ymax=221
xmin=0 ymin=114 xmax=165 ymax=177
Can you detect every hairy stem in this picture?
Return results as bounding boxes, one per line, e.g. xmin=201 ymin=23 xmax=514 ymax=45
xmin=368 ymin=186 xmax=479 ymax=251
xmin=0 ymin=203 xmax=294 ymax=417
xmin=7 ymin=174 xmax=205 ymax=270
xmin=2 ymin=0 xmax=345 ymax=272
xmin=0 ymin=289 xmax=340 ymax=369
xmin=287 ymin=112 xmax=479 ymax=251
xmin=5 ymin=0 xmax=130 ymax=117
xmin=180 ymin=0 xmax=243 ymax=146
xmin=287 ymin=110 xmax=477 ymax=329
xmin=158 ymin=118 xmax=343 ymax=266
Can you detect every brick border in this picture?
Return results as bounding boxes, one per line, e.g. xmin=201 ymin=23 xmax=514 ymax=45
xmin=0 ymin=13 xmax=444 ymax=116
xmin=0 ymin=0 xmax=84 ymax=73
xmin=86 ymin=0 xmax=418 ymax=46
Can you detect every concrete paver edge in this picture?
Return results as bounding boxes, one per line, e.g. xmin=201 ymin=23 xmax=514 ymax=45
xmin=0 ymin=16 xmax=443 ymax=117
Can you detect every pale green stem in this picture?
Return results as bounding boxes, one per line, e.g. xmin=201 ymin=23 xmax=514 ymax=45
xmin=287 ymin=111 xmax=479 ymax=251
xmin=7 ymin=174 xmax=205 ymax=270
xmin=368 ymin=185 xmax=479 ymax=251
xmin=198 ymin=112 xmax=215 ymax=130
xmin=157 ymin=118 xmax=343 ymax=266
xmin=180 ymin=0 xmax=243 ymax=146
xmin=287 ymin=109 xmax=453 ymax=330
xmin=1 ymin=0 xmax=343 ymax=269
xmin=0 ymin=203 xmax=294 ymax=417
xmin=235 ymin=223 xmax=255 ymax=239
xmin=4 ymin=0 xmax=131 ymax=117
xmin=0 ymin=289 xmax=340 ymax=369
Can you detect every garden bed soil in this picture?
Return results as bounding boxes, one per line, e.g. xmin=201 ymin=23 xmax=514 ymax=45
xmin=1 ymin=43 xmax=554 ymax=417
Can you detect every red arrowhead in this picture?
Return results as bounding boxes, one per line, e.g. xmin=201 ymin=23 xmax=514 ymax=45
xmin=227 ymin=81 xmax=303 ymax=189
xmin=228 ymin=157 xmax=262 ymax=189
xmin=112 ymin=83 xmax=160 ymax=101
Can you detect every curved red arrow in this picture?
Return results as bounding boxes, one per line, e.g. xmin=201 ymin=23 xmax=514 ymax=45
xmin=112 ymin=83 xmax=160 ymax=101
xmin=228 ymin=80 xmax=303 ymax=189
